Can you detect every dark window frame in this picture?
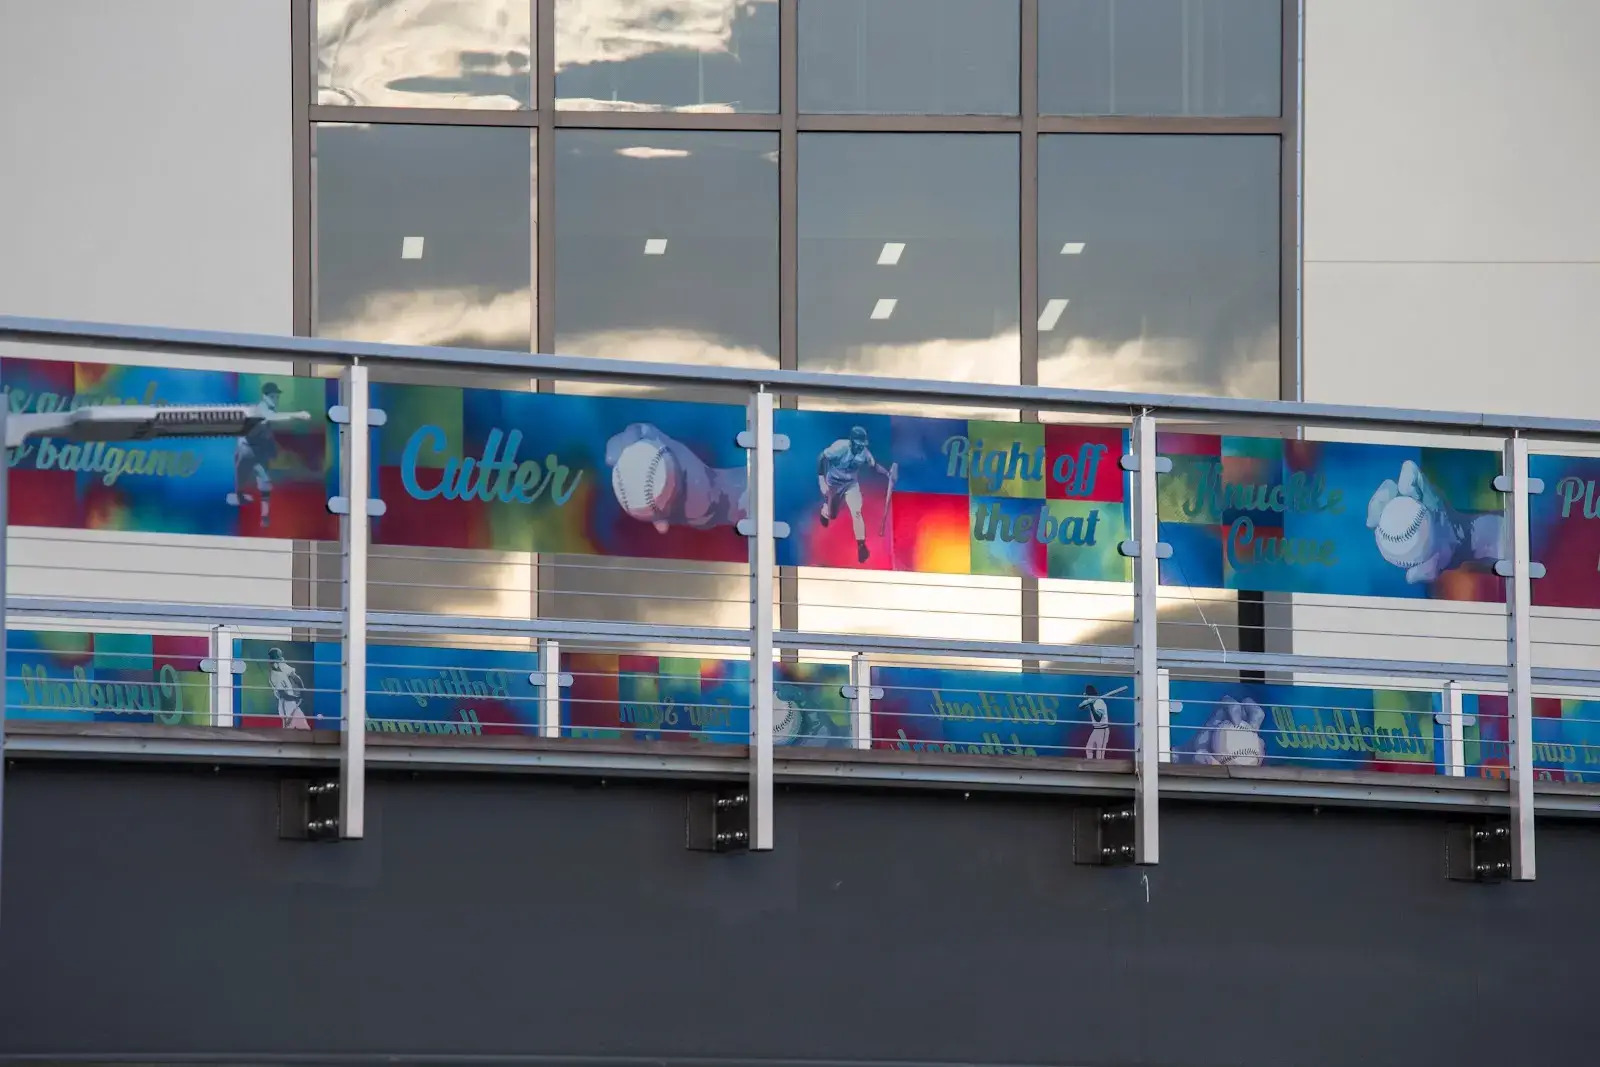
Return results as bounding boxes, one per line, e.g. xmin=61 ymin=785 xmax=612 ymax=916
xmin=293 ymin=0 xmax=1300 ymax=648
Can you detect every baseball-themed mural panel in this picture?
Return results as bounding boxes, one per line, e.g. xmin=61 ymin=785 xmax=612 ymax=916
xmin=871 ymin=665 xmax=1136 ymax=758
xmin=5 ymin=629 xmax=210 ymax=725
xmin=235 ymin=639 xmax=545 ymax=735
xmin=4 ymin=358 xmax=338 ymax=540
xmin=1530 ymin=453 xmax=1600 ymax=609
xmin=1157 ymin=433 xmax=1507 ymax=601
xmin=565 ymin=655 xmax=850 ymax=746
xmin=1464 ymin=693 xmax=1600 ymax=783
xmin=773 ymin=409 xmax=1132 ymax=580
xmin=1166 ymin=680 xmax=1444 ymax=773
xmin=371 ymin=382 xmax=750 ymax=562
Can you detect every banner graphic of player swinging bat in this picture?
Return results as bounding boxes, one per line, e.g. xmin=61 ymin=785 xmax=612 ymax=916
xmin=1166 ymin=680 xmax=1444 ymax=774
xmin=234 ymin=638 xmax=545 ymax=734
xmin=3 ymin=357 xmax=338 ymax=540
xmin=772 ymin=410 xmax=1132 ymax=580
xmin=871 ymin=665 xmax=1136 ymax=758
xmin=372 ymin=382 xmax=749 ymax=562
xmin=1157 ymin=433 xmax=1512 ymax=601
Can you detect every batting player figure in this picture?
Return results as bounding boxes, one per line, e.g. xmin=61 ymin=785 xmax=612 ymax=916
xmin=227 ymin=382 xmax=294 ymax=529
xmin=266 ymin=647 xmax=310 ymax=730
xmin=1081 ymin=684 xmax=1110 ymax=759
xmin=1366 ymin=459 xmax=1503 ymax=584
xmin=817 ymin=426 xmax=894 ymax=564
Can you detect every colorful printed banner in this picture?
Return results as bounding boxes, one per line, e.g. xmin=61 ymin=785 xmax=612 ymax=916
xmin=1167 ymin=680 xmax=1443 ymax=773
xmin=1158 ymin=434 xmax=1506 ymax=601
xmin=372 ymin=382 xmax=748 ymax=563
xmin=5 ymin=358 xmax=338 ymax=540
xmin=1465 ymin=693 xmax=1600 ymax=783
xmin=6 ymin=630 xmax=210 ymax=724
xmin=1531 ymin=454 xmax=1600 ymax=609
xmin=872 ymin=666 xmax=1136 ymax=758
xmin=235 ymin=638 xmax=544 ymax=735
xmin=774 ymin=410 xmax=1130 ymax=580
xmin=565 ymin=654 xmax=850 ymax=746
xmin=8 ymin=358 xmax=1600 ymax=610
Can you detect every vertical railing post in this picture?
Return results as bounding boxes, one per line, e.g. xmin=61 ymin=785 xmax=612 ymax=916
xmin=744 ymin=390 xmax=777 ymax=851
xmin=537 ymin=637 xmax=564 ymax=739
xmin=337 ymin=364 xmax=370 ymax=840
xmin=1440 ymin=680 xmax=1466 ymax=778
xmin=846 ymin=652 xmax=879 ymax=751
xmin=1497 ymin=436 xmax=1541 ymax=879
xmin=208 ymin=625 xmax=237 ymax=728
xmin=1157 ymin=667 xmax=1172 ymax=765
xmin=1120 ymin=413 xmax=1169 ymax=865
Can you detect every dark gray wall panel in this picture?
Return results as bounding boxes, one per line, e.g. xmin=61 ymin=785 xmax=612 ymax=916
xmin=0 ymin=762 xmax=1595 ymax=1066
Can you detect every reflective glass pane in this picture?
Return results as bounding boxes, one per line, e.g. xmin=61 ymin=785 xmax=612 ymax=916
xmin=799 ymin=0 xmax=1019 ymax=114
xmin=315 ymin=123 xmax=533 ymax=352
xmin=316 ymin=0 xmax=533 ymax=109
xmin=315 ymin=124 xmax=537 ymax=619
xmin=555 ymin=130 xmax=778 ymax=370
xmin=1037 ymin=135 xmax=1278 ymax=398
xmin=799 ymin=134 xmax=1019 ymax=382
xmin=1039 ymin=0 xmax=1281 ymax=116
xmin=555 ymin=0 xmax=778 ymax=113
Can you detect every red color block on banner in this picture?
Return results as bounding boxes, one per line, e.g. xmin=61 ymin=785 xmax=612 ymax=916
xmin=1043 ymin=425 xmax=1125 ymax=502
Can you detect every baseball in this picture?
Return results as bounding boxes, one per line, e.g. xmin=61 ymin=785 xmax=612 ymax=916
xmin=1213 ymin=723 xmax=1265 ymax=766
xmin=1375 ymin=494 xmax=1434 ymax=569
xmin=612 ymin=439 xmax=679 ymax=523
xmin=773 ymin=697 xmax=800 ymax=744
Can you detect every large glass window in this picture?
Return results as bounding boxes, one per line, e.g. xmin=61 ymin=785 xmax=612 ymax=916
xmin=1039 ymin=0 xmax=1281 ymax=116
xmin=315 ymin=123 xmax=534 ymax=351
xmin=316 ymin=0 xmax=533 ymax=109
xmin=799 ymin=134 xmax=1019 ymax=382
xmin=554 ymin=0 xmax=779 ymax=113
xmin=1037 ymin=135 xmax=1279 ymax=397
xmin=554 ymin=130 xmax=778 ymax=369
xmin=303 ymin=4 xmax=1292 ymax=643
xmin=315 ymin=122 xmax=537 ymax=619
xmin=798 ymin=0 xmax=1019 ymax=115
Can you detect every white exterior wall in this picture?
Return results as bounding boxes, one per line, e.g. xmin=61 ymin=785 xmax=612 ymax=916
xmin=0 ymin=0 xmax=296 ymax=618
xmin=1297 ymin=0 xmax=1600 ymax=673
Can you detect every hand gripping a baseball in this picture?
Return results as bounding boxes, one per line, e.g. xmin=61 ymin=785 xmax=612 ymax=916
xmin=1192 ymin=695 xmax=1267 ymax=766
xmin=1365 ymin=459 xmax=1462 ymax=584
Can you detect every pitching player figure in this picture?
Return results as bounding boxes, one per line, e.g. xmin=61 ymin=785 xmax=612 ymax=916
xmin=818 ymin=426 xmax=893 ymax=564
xmin=266 ymin=647 xmax=309 ymax=730
xmin=1081 ymin=684 xmax=1110 ymax=760
xmin=1366 ymin=459 xmax=1504 ymax=584
xmin=227 ymin=382 xmax=308 ymax=529
xmin=605 ymin=423 xmax=748 ymax=532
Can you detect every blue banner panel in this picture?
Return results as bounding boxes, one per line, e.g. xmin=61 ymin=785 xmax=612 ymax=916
xmin=565 ymin=654 xmax=851 ymax=747
xmin=773 ymin=409 xmax=1131 ymax=581
xmin=1157 ymin=434 xmax=1505 ymax=602
xmin=1168 ymin=680 xmax=1444 ymax=773
xmin=6 ymin=629 xmax=210 ymax=725
xmin=872 ymin=665 xmax=1136 ymax=758
xmin=1465 ymin=693 xmax=1600 ymax=783
xmin=372 ymin=382 xmax=749 ymax=564
xmin=6 ymin=358 xmax=339 ymax=540
xmin=235 ymin=639 xmax=544 ymax=736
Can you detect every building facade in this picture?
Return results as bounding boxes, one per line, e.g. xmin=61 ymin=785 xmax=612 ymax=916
xmin=2 ymin=2 xmax=1600 ymax=1064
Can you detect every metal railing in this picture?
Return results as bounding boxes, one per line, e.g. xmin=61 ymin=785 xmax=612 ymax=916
xmin=4 ymin=314 xmax=1600 ymax=884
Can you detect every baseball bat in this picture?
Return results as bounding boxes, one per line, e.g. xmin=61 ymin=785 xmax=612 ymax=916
xmin=879 ymin=463 xmax=898 ymax=537
xmin=1079 ymin=685 xmax=1129 ymax=707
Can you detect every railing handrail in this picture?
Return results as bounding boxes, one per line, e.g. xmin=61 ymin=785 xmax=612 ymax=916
xmin=4 ymin=314 xmax=1600 ymax=440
